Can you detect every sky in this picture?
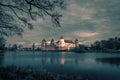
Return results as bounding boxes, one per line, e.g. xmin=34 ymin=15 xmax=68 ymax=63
xmin=7 ymin=0 xmax=120 ymax=46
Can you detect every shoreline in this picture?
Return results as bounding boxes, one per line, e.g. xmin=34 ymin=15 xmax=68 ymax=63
xmin=2 ymin=50 xmax=120 ymax=53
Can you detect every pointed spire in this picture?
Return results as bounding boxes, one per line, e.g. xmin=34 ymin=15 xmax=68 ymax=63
xmin=60 ymin=36 xmax=64 ymax=39
xmin=42 ymin=38 xmax=46 ymax=42
xmin=51 ymin=38 xmax=54 ymax=42
xmin=75 ymin=38 xmax=78 ymax=42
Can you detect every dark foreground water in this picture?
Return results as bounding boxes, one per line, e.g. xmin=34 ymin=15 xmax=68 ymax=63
xmin=0 ymin=51 xmax=120 ymax=80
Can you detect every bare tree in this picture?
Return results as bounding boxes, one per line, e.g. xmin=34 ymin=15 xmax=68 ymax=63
xmin=0 ymin=0 xmax=66 ymax=37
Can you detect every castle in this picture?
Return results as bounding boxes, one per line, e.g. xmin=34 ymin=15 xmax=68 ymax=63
xmin=41 ymin=36 xmax=79 ymax=51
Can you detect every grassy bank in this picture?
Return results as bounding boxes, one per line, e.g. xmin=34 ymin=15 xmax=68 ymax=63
xmin=0 ymin=66 xmax=88 ymax=80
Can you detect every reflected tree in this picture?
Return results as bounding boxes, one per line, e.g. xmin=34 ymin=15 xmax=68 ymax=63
xmin=0 ymin=52 xmax=4 ymax=65
xmin=96 ymin=57 xmax=120 ymax=67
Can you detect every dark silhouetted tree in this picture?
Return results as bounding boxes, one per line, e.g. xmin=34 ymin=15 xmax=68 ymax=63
xmin=11 ymin=44 xmax=18 ymax=50
xmin=0 ymin=36 xmax=6 ymax=50
xmin=91 ymin=37 xmax=120 ymax=51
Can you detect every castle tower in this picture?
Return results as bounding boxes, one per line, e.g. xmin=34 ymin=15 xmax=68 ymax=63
xmin=58 ymin=36 xmax=65 ymax=47
xmin=50 ymin=39 xmax=55 ymax=46
xmin=75 ymin=39 xmax=79 ymax=47
xmin=41 ymin=39 xmax=47 ymax=48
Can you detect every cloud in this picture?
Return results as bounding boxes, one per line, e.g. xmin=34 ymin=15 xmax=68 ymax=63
xmin=73 ymin=30 xmax=99 ymax=38
xmin=16 ymin=42 xmax=25 ymax=45
xmin=61 ymin=1 xmax=97 ymax=24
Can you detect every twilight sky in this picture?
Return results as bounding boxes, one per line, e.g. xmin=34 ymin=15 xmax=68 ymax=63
xmin=7 ymin=0 xmax=120 ymax=46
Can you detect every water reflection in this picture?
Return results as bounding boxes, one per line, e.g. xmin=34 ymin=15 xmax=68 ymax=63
xmin=32 ymin=52 xmax=96 ymax=66
xmin=0 ymin=51 xmax=5 ymax=65
xmin=1 ymin=51 xmax=120 ymax=67
xmin=25 ymin=52 xmax=120 ymax=67
xmin=96 ymin=57 xmax=120 ymax=67
xmin=1 ymin=51 xmax=120 ymax=80
xmin=84 ymin=58 xmax=96 ymax=64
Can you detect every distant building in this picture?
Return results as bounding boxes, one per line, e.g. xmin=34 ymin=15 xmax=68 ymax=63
xmin=57 ymin=36 xmax=76 ymax=50
xmin=50 ymin=39 xmax=55 ymax=46
xmin=41 ymin=39 xmax=47 ymax=48
xmin=75 ymin=39 xmax=79 ymax=47
xmin=41 ymin=36 xmax=79 ymax=51
xmin=41 ymin=38 xmax=56 ymax=50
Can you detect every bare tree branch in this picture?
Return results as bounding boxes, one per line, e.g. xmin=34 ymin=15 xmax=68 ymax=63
xmin=0 ymin=0 xmax=66 ymax=42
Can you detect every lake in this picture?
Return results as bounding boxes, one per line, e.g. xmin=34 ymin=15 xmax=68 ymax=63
xmin=0 ymin=51 xmax=120 ymax=80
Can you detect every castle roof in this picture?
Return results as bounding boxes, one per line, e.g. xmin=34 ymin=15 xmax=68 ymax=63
xmin=75 ymin=39 xmax=78 ymax=42
xmin=42 ymin=39 xmax=46 ymax=42
xmin=60 ymin=36 xmax=64 ymax=39
xmin=56 ymin=40 xmax=74 ymax=44
xmin=64 ymin=40 xmax=74 ymax=44
xmin=51 ymin=39 xmax=54 ymax=42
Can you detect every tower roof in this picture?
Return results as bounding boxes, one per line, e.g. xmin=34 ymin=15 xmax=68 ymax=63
xmin=75 ymin=39 xmax=78 ymax=41
xmin=60 ymin=36 xmax=64 ymax=39
xmin=64 ymin=40 xmax=74 ymax=44
xmin=42 ymin=39 xmax=46 ymax=42
xmin=51 ymin=39 xmax=54 ymax=42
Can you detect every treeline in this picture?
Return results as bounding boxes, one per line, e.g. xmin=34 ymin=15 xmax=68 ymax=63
xmin=90 ymin=37 xmax=120 ymax=51
xmin=74 ymin=37 xmax=120 ymax=53
xmin=0 ymin=37 xmax=120 ymax=52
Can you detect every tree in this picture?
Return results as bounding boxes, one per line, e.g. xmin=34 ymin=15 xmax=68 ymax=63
xmin=0 ymin=36 xmax=6 ymax=50
xmin=0 ymin=0 xmax=66 ymax=47
xmin=32 ymin=43 xmax=35 ymax=51
xmin=11 ymin=44 xmax=18 ymax=50
xmin=91 ymin=37 xmax=120 ymax=51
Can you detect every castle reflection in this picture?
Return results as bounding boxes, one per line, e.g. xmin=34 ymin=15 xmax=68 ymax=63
xmin=0 ymin=51 xmax=120 ymax=67
xmin=31 ymin=52 xmax=120 ymax=67
xmin=32 ymin=53 xmax=96 ymax=65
